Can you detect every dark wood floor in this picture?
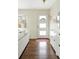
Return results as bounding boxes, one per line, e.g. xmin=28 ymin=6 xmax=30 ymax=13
xmin=19 ymin=39 xmax=58 ymax=59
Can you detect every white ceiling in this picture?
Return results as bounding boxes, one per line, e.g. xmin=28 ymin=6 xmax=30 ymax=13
xmin=18 ymin=0 xmax=56 ymax=9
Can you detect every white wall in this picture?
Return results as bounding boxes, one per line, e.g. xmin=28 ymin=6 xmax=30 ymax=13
xmin=18 ymin=9 xmax=50 ymax=39
xmin=50 ymin=0 xmax=60 ymax=35
xmin=50 ymin=0 xmax=60 ymax=18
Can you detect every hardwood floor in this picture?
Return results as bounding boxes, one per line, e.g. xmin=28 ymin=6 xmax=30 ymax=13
xmin=19 ymin=39 xmax=58 ymax=59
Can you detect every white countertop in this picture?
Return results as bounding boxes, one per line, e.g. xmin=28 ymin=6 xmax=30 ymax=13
xmin=18 ymin=28 xmax=28 ymax=40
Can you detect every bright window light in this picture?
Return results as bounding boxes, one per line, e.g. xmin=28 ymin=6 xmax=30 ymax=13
xmin=39 ymin=16 xmax=47 ymax=19
xmin=57 ymin=23 xmax=60 ymax=27
xmin=57 ymin=16 xmax=60 ymax=21
xmin=39 ymin=42 xmax=47 ymax=55
xmin=39 ymin=31 xmax=46 ymax=35
xmin=39 ymin=42 xmax=47 ymax=47
xmin=39 ymin=23 xmax=46 ymax=28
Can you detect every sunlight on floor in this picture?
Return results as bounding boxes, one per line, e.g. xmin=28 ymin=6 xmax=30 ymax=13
xmin=39 ymin=42 xmax=47 ymax=47
xmin=38 ymin=41 xmax=47 ymax=55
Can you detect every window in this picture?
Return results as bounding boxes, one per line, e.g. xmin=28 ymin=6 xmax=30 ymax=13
xmin=39 ymin=23 xmax=46 ymax=28
xmin=39 ymin=31 xmax=46 ymax=35
xmin=39 ymin=16 xmax=47 ymax=19
xmin=38 ymin=16 xmax=47 ymax=36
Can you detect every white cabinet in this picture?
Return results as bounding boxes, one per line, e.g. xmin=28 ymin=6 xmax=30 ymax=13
xmin=18 ymin=33 xmax=29 ymax=58
xmin=49 ymin=16 xmax=60 ymax=57
xmin=50 ymin=35 xmax=60 ymax=57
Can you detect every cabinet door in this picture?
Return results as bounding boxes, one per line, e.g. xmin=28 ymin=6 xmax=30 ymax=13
xmin=54 ymin=35 xmax=60 ymax=57
xmin=18 ymin=34 xmax=29 ymax=58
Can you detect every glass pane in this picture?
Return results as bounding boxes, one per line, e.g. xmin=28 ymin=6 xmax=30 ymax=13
xmin=57 ymin=23 xmax=60 ymax=28
xmin=39 ymin=23 xmax=46 ymax=28
xmin=39 ymin=31 xmax=46 ymax=35
xmin=39 ymin=16 xmax=47 ymax=19
xmin=57 ymin=16 xmax=60 ymax=21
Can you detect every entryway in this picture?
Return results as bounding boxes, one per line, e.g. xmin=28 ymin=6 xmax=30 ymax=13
xmin=37 ymin=15 xmax=49 ymax=39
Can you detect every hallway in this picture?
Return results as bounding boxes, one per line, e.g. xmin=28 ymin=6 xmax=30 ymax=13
xmin=18 ymin=0 xmax=60 ymax=59
xmin=20 ymin=39 xmax=58 ymax=59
